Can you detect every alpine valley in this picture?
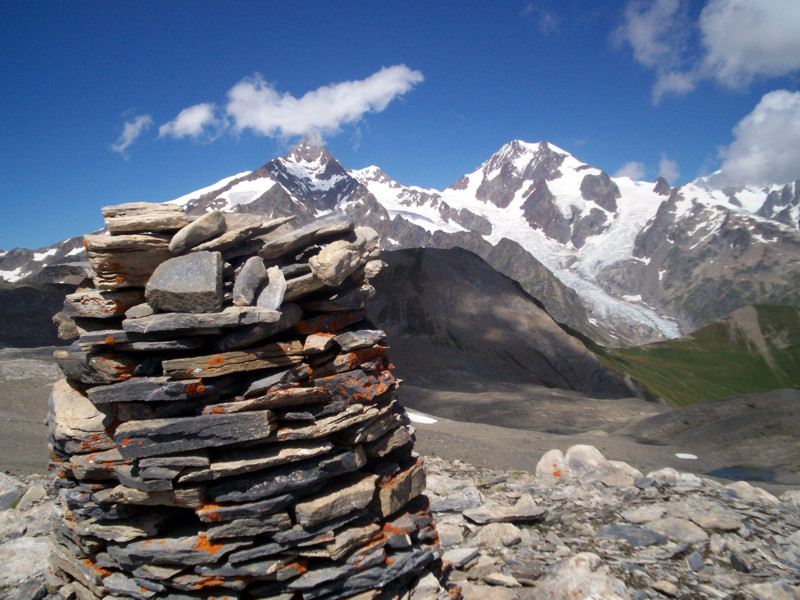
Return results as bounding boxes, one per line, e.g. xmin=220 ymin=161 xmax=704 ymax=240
xmin=3 ymin=138 xmax=800 ymax=348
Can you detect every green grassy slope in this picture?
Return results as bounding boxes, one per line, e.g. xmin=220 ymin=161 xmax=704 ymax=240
xmin=595 ymin=305 xmax=800 ymax=407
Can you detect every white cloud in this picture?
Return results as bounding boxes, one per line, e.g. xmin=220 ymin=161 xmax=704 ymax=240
xmin=159 ymin=103 xmax=219 ymax=139
xmin=617 ymin=0 xmax=800 ymax=101
xmin=225 ymin=65 xmax=424 ymax=139
xmin=111 ymin=114 xmax=154 ymax=156
xmin=614 ymin=161 xmax=646 ymax=180
xmin=710 ymin=90 xmax=800 ymax=187
xmin=613 ymin=0 xmax=687 ymax=69
xmin=699 ymin=0 xmax=800 ymax=89
xmin=658 ymin=153 xmax=680 ymax=183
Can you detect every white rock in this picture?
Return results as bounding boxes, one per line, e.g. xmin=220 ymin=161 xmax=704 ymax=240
xmin=565 ymin=444 xmax=607 ymax=477
xmin=531 ymin=552 xmax=630 ymax=599
xmin=0 ymin=537 xmax=50 ymax=588
xmin=535 ymin=449 xmax=567 ymax=480
xmin=725 ymin=481 xmax=780 ymax=505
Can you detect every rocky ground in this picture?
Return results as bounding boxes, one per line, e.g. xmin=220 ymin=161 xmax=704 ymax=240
xmin=2 ymin=446 xmax=799 ymax=599
xmin=1 ymin=347 xmax=799 ymax=598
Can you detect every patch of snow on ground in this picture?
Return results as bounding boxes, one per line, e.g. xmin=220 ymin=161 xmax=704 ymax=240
xmin=214 ymin=177 xmax=280 ymax=210
xmin=0 ymin=267 xmax=25 ymax=282
xmin=170 ymin=172 xmax=250 ymax=206
xmin=66 ymin=247 xmax=84 ymax=257
xmin=33 ymin=248 xmax=57 ymax=261
xmin=676 ymin=453 xmax=698 ymax=460
xmin=406 ymin=412 xmax=437 ymax=425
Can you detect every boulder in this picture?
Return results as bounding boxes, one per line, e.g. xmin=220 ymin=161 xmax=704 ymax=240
xmin=145 ymin=251 xmax=223 ymax=313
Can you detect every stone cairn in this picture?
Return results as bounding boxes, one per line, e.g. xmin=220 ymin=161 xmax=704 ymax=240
xmin=48 ymin=204 xmax=453 ymax=600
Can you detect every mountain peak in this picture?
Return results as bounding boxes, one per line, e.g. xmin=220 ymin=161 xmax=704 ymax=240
xmin=284 ymin=135 xmax=335 ymax=166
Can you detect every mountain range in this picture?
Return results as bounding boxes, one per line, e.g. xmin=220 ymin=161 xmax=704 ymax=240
xmin=3 ymin=137 xmax=800 ymax=347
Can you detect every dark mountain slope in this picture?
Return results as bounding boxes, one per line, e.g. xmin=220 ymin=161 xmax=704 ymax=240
xmin=367 ymin=247 xmax=633 ymax=398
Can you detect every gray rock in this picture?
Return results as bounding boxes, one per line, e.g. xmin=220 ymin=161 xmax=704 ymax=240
xmin=178 ymin=439 xmax=334 ymax=483
xmin=463 ymin=493 xmax=545 ymax=525
xmin=730 ymin=547 xmax=753 ymax=572
xmin=256 ymin=266 xmax=287 ymax=310
xmin=63 ymin=289 xmax=145 ymax=319
xmin=597 ymin=524 xmax=667 ymax=548
xmin=205 ymin=511 xmax=292 ymax=541
xmin=161 ymin=340 xmax=303 ymax=379
xmin=48 ymin=379 xmax=115 ymax=454
xmin=686 ymin=550 xmax=705 ymax=572
xmin=195 ymin=492 xmax=300 ymax=524
xmin=192 ymin=216 xmax=295 ymax=255
xmin=91 ymin=485 xmax=206 ymax=509
xmin=259 ymin=214 xmax=354 ymax=260
xmin=647 ymin=517 xmax=709 ymax=544
xmin=101 ymin=202 xmax=188 ymax=234
xmin=87 ymin=376 xmax=215 ymax=404
xmin=114 ymin=411 xmax=276 ymax=458
xmin=442 ymin=546 xmax=480 ymax=569
xmin=283 ymin=272 xmax=328 ymax=303
xmin=375 ymin=460 xmax=426 ymax=518
xmin=106 ymin=531 xmax=250 ymax=567
xmin=103 ymin=572 xmax=157 ymax=600
xmin=168 ymin=210 xmax=227 ymax=254
xmin=334 ymin=329 xmax=386 ymax=352
xmin=308 ymin=227 xmax=379 ymax=287
xmin=209 ymin=447 xmax=367 ymax=503
xmin=15 ymin=485 xmax=45 ymax=512
xmin=84 ymin=233 xmax=173 ymax=291
xmin=232 ymin=256 xmax=267 ymax=306
xmin=214 ymin=303 xmax=302 ymax=351
xmin=532 ymin=552 xmax=629 ymax=600
xmin=145 ymin=251 xmax=223 ymax=313
xmin=295 ymin=474 xmax=378 ymax=528
xmin=122 ymin=304 xmax=281 ymax=334
xmin=0 ymin=473 xmax=24 ymax=511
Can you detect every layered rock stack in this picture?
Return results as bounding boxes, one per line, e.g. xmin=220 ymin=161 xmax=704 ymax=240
xmin=48 ymin=204 xmax=451 ymax=600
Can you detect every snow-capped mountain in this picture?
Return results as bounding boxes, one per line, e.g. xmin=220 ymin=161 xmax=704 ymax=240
xmin=3 ymin=138 xmax=799 ymax=346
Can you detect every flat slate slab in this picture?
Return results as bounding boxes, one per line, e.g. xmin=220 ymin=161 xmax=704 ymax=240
xmin=87 ymin=376 xmax=215 ymax=404
xmin=168 ymin=210 xmax=227 ymax=255
xmin=259 ymin=214 xmax=354 ymax=260
xmin=102 ymin=202 xmax=189 ymax=234
xmin=122 ymin=305 xmax=282 ymax=334
xmin=145 ymin=251 xmax=223 ymax=313
xmin=192 ymin=216 xmax=294 ymax=255
xmin=107 ymin=531 xmax=250 ymax=567
xmin=113 ymin=412 xmax=277 ymax=458
xmin=209 ymin=447 xmax=367 ymax=503
xmin=162 ymin=341 xmax=304 ymax=379
xmin=64 ymin=289 xmax=145 ymax=319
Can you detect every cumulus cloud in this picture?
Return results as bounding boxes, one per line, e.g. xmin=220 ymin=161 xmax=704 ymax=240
xmin=658 ymin=154 xmax=680 ymax=183
xmin=710 ymin=90 xmax=800 ymax=187
xmin=110 ymin=114 xmax=154 ymax=156
xmin=616 ymin=0 xmax=800 ymax=102
xmin=112 ymin=66 xmax=423 ymax=157
xmin=225 ymin=65 xmax=424 ymax=139
xmin=614 ymin=161 xmax=646 ymax=180
xmin=612 ymin=0 xmax=687 ymax=69
xmin=159 ymin=103 xmax=220 ymax=139
xmin=699 ymin=0 xmax=800 ymax=89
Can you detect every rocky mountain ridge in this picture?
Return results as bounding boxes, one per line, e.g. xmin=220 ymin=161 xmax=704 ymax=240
xmin=3 ymin=138 xmax=800 ymax=346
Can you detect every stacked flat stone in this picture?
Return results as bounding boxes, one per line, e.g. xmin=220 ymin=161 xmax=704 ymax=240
xmin=48 ymin=203 xmax=451 ymax=600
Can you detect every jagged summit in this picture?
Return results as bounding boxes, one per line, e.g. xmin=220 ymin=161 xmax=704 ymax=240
xmin=283 ymin=134 xmax=330 ymax=163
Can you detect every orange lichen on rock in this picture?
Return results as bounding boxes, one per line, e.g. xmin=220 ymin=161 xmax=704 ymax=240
xmin=193 ymin=533 xmax=225 ymax=554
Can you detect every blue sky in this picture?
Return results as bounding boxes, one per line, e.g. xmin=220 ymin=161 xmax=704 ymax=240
xmin=2 ymin=0 xmax=800 ymax=250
